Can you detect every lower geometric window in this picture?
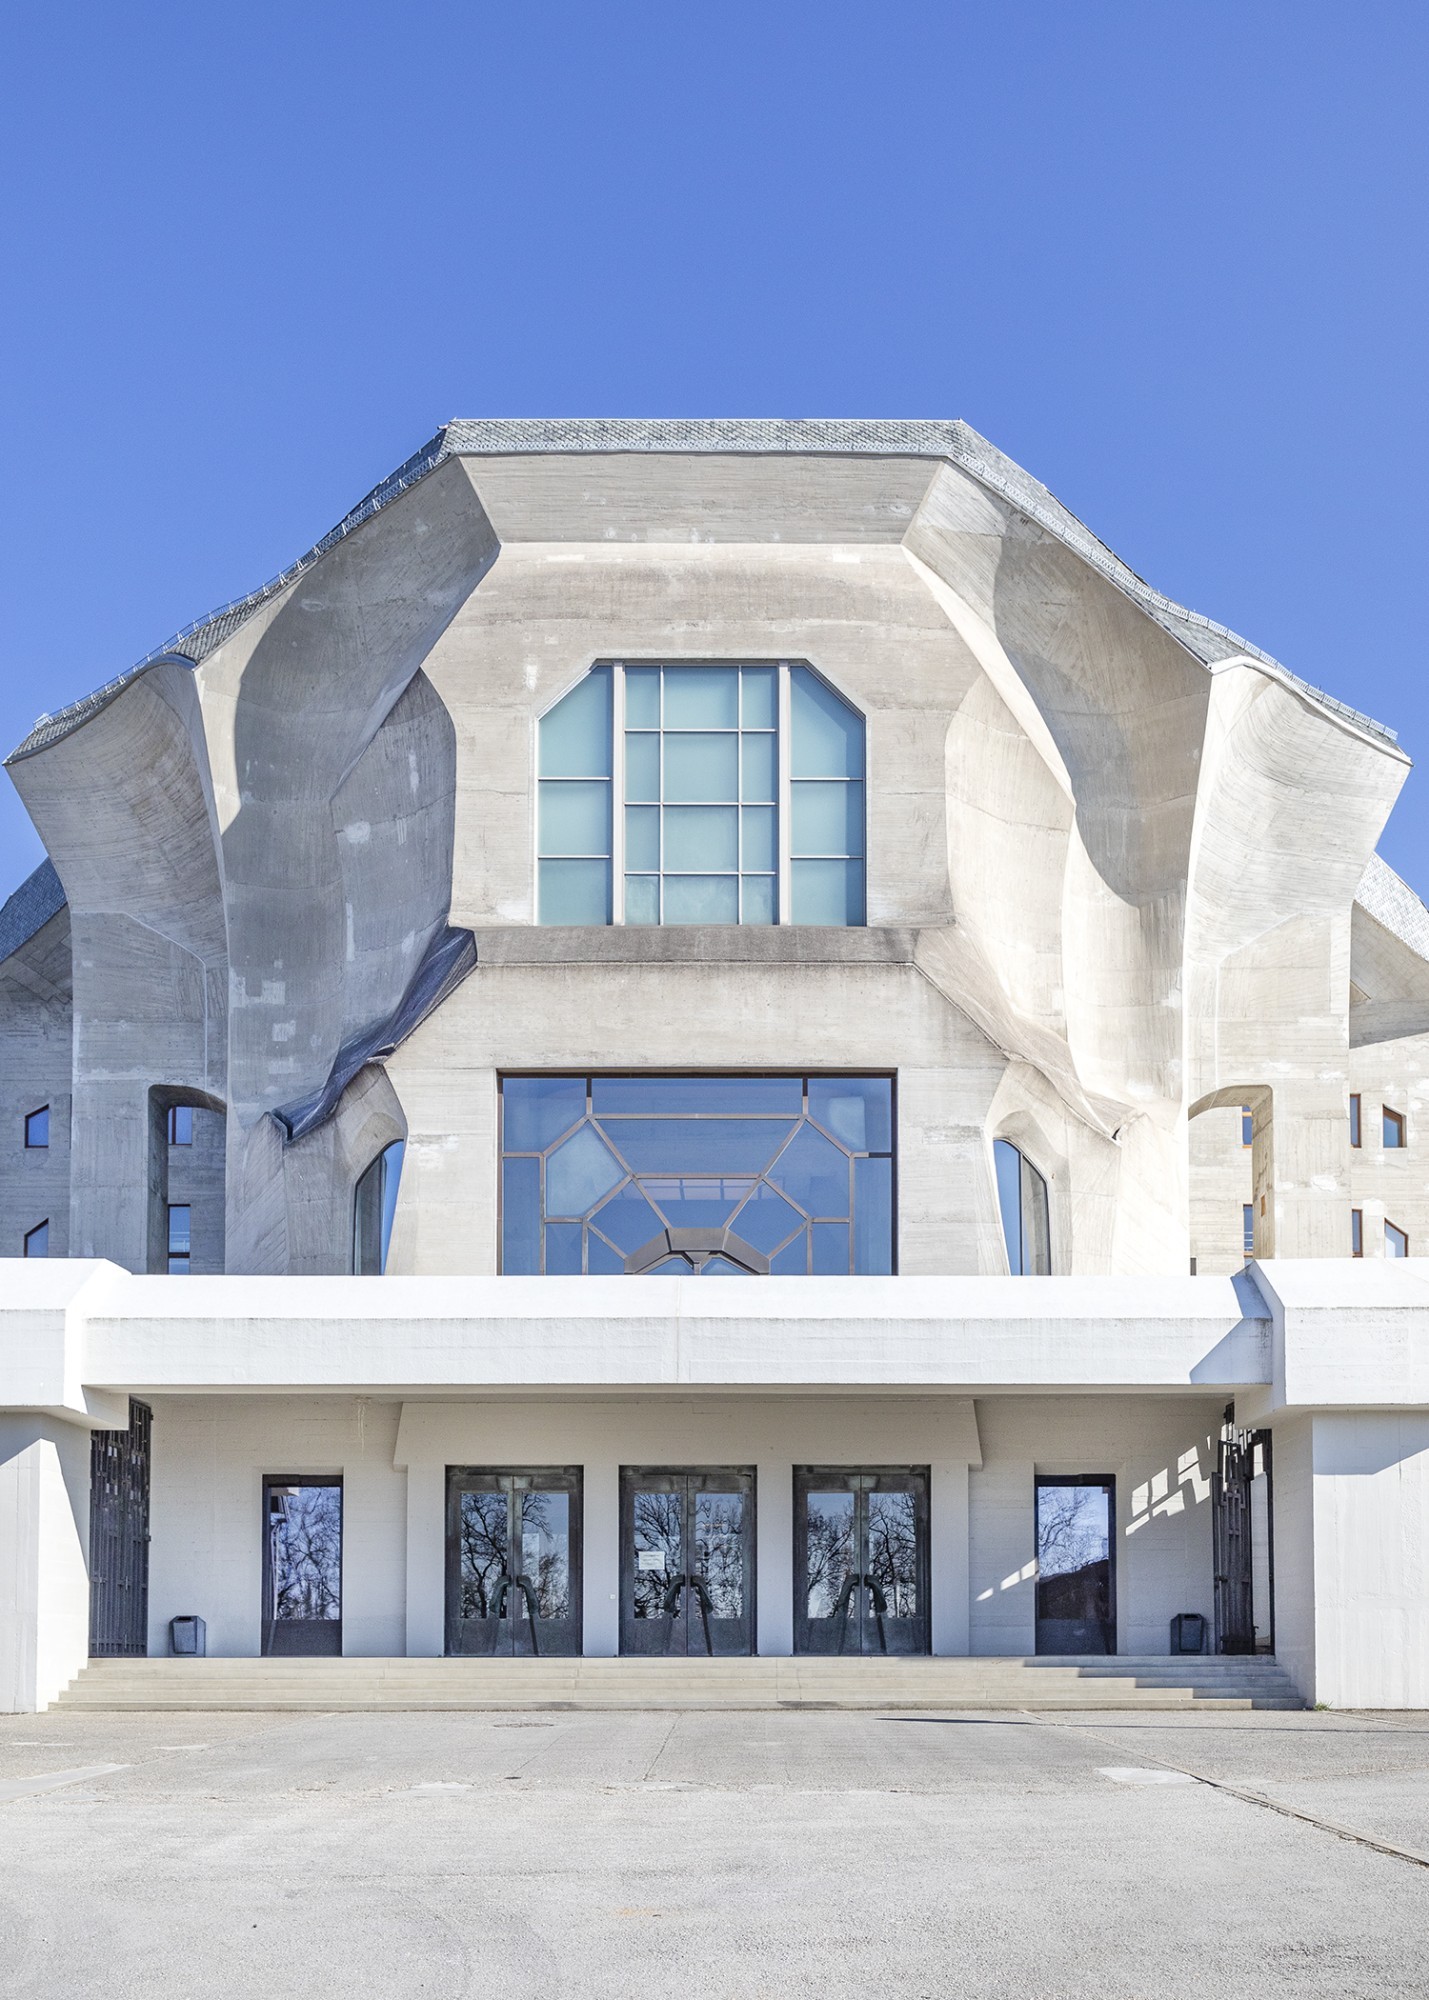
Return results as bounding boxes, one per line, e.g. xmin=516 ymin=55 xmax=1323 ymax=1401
xmin=500 ymin=1073 xmax=894 ymax=1275
xmin=1386 ymin=1219 xmax=1409 ymax=1258
xmin=23 ymin=1219 xmax=48 ymax=1258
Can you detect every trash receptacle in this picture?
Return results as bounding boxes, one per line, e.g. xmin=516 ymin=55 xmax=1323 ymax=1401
xmin=170 ymin=1615 xmax=206 ymax=1657
xmin=1170 ymin=1612 xmax=1207 ymax=1655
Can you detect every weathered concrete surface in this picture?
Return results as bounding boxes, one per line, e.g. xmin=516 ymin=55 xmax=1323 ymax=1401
xmin=3 ymin=1707 xmax=1429 ymax=1998
xmin=3 ymin=423 xmax=1421 ymax=1281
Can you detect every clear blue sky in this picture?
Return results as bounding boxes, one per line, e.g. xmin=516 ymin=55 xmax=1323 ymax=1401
xmin=2 ymin=3 xmax=1426 ymax=891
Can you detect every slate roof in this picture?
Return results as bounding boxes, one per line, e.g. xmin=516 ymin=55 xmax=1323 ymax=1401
xmin=1356 ymin=852 xmax=1429 ymax=962
xmin=8 ymin=419 xmax=1400 ymax=761
xmin=0 ymin=858 xmax=66 ymax=965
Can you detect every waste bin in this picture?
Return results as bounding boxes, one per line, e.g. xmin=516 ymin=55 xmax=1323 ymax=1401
xmin=170 ymin=1615 xmax=207 ymax=1657
xmin=1170 ymin=1612 xmax=1207 ymax=1655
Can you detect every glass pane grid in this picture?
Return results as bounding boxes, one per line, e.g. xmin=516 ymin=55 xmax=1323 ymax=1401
xmin=500 ymin=1074 xmax=894 ymax=1275
xmin=541 ymin=661 xmax=865 ymax=929
xmin=624 ymin=665 xmax=777 ymax=927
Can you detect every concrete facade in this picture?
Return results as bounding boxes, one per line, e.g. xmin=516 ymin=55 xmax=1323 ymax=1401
xmin=2 ymin=420 xmax=1428 ymax=1709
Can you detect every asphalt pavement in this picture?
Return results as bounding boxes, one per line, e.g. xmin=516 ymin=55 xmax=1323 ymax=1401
xmin=4 ymin=1705 xmax=1429 ymax=1997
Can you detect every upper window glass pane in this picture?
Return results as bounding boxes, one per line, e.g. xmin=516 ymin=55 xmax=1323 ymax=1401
xmin=501 ymin=1074 xmax=894 ymax=1275
xmin=994 ymin=1138 xmax=1051 ymax=1275
xmin=24 ymin=1106 xmax=48 ymax=1148
xmin=353 ymin=1140 xmax=405 ymax=1275
xmin=537 ymin=663 xmax=866 ymax=928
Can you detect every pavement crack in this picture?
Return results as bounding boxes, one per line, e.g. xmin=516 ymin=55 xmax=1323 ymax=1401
xmin=1025 ymin=1713 xmax=1429 ymax=1874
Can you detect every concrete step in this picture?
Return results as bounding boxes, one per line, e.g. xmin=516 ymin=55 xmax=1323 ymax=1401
xmin=53 ymin=1656 xmax=1306 ymax=1712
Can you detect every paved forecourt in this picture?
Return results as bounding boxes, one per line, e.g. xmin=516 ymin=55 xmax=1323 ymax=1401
xmin=3 ymin=1706 xmax=1429 ymax=1997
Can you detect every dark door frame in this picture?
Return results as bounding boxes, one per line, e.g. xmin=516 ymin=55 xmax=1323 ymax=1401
xmin=1213 ymin=1407 xmax=1274 ymax=1655
xmin=792 ymin=1465 xmax=931 ymax=1656
xmin=261 ymin=1474 xmax=343 ymax=1657
xmin=619 ymin=1466 xmax=757 ymax=1656
xmin=444 ymin=1466 xmax=584 ymax=1656
xmin=88 ymin=1398 xmax=152 ymax=1658
xmin=1033 ymin=1474 xmax=1117 ymax=1657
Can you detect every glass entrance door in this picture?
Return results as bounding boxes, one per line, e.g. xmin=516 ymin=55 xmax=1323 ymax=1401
xmin=619 ymin=1468 xmax=755 ymax=1655
xmin=262 ymin=1476 xmax=342 ymax=1656
xmin=1035 ymin=1477 xmax=1115 ymax=1654
xmin=794 ymin=1467 xmax=929 ymax=1655
xmin=446 ymin=1468 xmax=582 ymax=1657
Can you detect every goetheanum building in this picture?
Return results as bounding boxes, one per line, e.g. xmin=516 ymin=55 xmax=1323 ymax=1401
xmin=3 ymin=419 xmax=1429 ymax=1713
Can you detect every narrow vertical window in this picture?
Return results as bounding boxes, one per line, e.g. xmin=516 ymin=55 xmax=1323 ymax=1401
xmin=1351 ymin=1208 xmax=1363 ymax=1258
xmin=537 ymin=665 xmax=613 ymax=923
xmin=23 ymin=1219 xmax=48 ymax=1258
xmin=1240 ymin=1105 xmax=1253 ymax=1148
xmin=1383 ymin=1107 xmax=1406 ymax=1149
xmin=789 ymin=666 xmax=865 ymax=925
xmin=167 ymin=1204 xmax=191 ymax=1273
xmin=1242 ymin=1204 xmax=1255 ymax=1258
xmin=1349 ymin=1094 xmax=1362 ymax=1148
xmin=167 ymin=1105 xmax=193 ymax=1146
xmin=1386 ymin=1220 xmax=1409 ymax=1258
xmin=994 ymin=1139 xmax=1051 ymax=1275
xmin=353 ymin=1140 xmax=405 ymax=1275
xmin=24 ymin=1106 xmax=49 ymax=1148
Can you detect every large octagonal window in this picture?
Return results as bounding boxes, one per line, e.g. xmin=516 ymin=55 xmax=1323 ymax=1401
xmin=537 ymin=662 xmax=865 ymax=927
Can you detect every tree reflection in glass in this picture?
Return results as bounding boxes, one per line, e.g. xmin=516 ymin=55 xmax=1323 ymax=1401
xmin=632 ymin=1490 xmax=683 ymax=1618
xmin=694 ymin=1491 xmax=745 ymax=1618
xmin=269 ymin=1485 xmax=341 ymax=1624
xmin=521 ymin=1489 xmax=570 ymax=1621
xmin=804 ymin=1492 xmax=856 ymax=1619
xmin=866 ymin=1491 xmax=918 ymax=1618
xmin=458 ymin=1490 xmax=509 ymax=1620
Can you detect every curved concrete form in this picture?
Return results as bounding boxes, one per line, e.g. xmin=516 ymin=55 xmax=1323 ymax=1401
xmin=1 ymin=419 xmax=1422 ymax=1281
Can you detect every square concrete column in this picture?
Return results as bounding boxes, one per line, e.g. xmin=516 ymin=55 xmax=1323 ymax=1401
xmin=0 ymin=1415 xmax=91 ymax=1712
xmin=1272 ymin=1410 xmax=1429 ymax=1708
xmin=930 ymin=1457 xmax=971 ymax=1655
xmin=403 ymin=1460 xmax=445 ymax=1656
xmin=756 ymin=1460 xmax=793 ymax=1655
xmin=582 ymin=1457 xmax=620 ymax=1656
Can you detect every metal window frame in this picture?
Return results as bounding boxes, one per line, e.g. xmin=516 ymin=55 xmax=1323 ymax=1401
xmin=497 ymin=1069 xmax=898 ymax=1276
xmin=536 ymin=659 xmax=867 ymax=929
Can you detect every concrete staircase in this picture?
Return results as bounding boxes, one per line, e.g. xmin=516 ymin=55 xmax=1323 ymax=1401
xmin=53 ymin=1654 xmax=1305 ymax=1712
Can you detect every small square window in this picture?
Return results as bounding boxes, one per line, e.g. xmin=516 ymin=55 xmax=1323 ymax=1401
xmin=1351 ymin=1208 xmax=1363 ymax=1258
xmin=168 ymin=1105 xmax=193 ymax=1146
xmin=1386 ymin=1219 xmax=1409 ymax=1258
xmin=1349 ymin=1095 xmax=1362 ymax=1149
xmin=1241 ymin=1106 xmax=1253 ymax=1148
xmin=1383 ymin=1107 xmax=1406 ymax=1149
xmin=23 ymin=1219 xmax=49 ymax=1258
xmin=24 ymin=1106 xmax=49 ymax=1148
xmin=167 ymin=1203 xmax=191 ymax=1274
xmin=1242 ymin=1203 xmax=1255 ymax=1258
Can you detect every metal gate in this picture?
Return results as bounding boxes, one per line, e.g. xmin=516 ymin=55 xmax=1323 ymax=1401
xmin=88 ymin=1399 xmax=152 ymax=1657
xmin=1212 ymin=1405 xmax=1272 ymax=1655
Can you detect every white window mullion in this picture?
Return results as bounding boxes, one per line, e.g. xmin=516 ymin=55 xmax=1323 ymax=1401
xmin=611 ymin=662 xmax=626 ymax=925
xmin=777 ymin=660 xmax=792 ymax=926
